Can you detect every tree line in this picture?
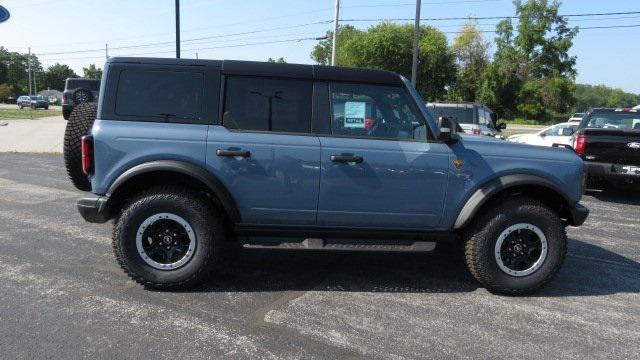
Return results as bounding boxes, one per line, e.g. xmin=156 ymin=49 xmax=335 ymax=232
xmin=311 ymin=0 xmax=640 ymax=120
xmin=0 ymin=46 xmax=102 ymax=101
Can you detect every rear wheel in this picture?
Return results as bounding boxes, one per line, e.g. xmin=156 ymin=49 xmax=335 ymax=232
xmin=63 ymin=102 xmax=97 ymax=191
xmin=464 ymin=197 xmax=567 ymax=295
xmin=112 ymin=186 xmax=224 ymax=289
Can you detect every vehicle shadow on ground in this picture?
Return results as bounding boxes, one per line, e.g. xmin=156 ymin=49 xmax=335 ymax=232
xmin=587 ymin=189 xmax=640 ymax=206
xmin=187 ymin=239 xmax=640 ymax=297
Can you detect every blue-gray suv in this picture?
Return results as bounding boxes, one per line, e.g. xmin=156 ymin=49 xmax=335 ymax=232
xmin=65 ymin=57 xmax=589 ymax=295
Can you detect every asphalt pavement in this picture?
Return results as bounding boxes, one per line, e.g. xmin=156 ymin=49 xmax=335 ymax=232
xmin=0 ymin=153 xmax=638 ymax=359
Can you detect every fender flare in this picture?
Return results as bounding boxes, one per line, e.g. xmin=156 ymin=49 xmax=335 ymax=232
xmin=106 ymin=160 xmax=241 ymax=223
xmin=453 ymin=174 xmax=570 ymax=230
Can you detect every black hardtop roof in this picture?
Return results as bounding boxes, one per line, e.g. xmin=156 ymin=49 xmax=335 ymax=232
xmin=106 ymin=57 xmax=404 ymax=85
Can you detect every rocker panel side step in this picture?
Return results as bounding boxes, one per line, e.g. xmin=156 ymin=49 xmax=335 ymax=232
xmin=241 ymin=237 xmax=436 ymax=252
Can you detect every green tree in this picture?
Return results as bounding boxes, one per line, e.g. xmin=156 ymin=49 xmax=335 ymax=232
xmin=40 ymin=63 xmax=77 ymax=91
xmin=267 ymin=57 xmax=286 ymax=63
xmin=82 ymin=64 xmax=102 ymax=80
xmin=310 ymin=25 xmax=364 ymax=66
xmin=478 ymin=0 xmax=578 ymax=119
xmin=0 ymin=83 xmax=10 ymax=102
xmin=574 ymin=84 xmax=640 ymax=110
xmin=451 ymin=21 xmax=490 ymax=101
xmin=311 ymin=23 xmax=456 ymax=101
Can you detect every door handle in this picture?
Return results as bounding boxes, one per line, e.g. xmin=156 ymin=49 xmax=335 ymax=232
xmin=216 ymin=149 xmax=251 ymax=158
xmin=330 ymin=154 xmax=363 ymax=163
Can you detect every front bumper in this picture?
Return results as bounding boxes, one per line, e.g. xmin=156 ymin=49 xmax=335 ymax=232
xmin=568 ymin=203 xmax=589 ymax=227
xmin=77 ymin=196 xmax=111 ymax=223
xmin=585 ymin=161 xmax=640 ymax=181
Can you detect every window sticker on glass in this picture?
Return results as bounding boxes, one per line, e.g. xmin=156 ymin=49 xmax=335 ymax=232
xmin=344 ymin=101 xmax=366 ymax=128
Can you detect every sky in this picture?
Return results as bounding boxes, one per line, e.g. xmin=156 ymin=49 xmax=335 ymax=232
xmin=1 ymin=0 xmax=639 ymax=93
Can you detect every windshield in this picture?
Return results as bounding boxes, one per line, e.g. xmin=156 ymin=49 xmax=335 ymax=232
xmin=586 ymin=112 xmax=640 ymax=130
xmin=430 ymin=106 xmax=474 ymax=124
xmin=30 ymin=96 xmax=43 ymax=100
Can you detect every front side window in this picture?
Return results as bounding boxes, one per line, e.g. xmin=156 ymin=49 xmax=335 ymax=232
xmin=223 ymin=77 xmax=312 ymax=133
xmin=115 ymin=69 xmax=203 ymax=121
xmin=330 ymin=83 xmax=426 ymax=141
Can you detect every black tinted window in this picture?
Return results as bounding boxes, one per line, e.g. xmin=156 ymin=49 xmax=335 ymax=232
xmin=115 ymin=70 xmax=203 ymax=120
xmin=223 ymin=77 xmax=311 ymax=133
xmin=68 ymin=79 xmax=100 ymax=91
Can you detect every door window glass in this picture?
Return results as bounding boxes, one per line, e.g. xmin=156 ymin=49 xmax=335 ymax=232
xmin=223 ymin=76 xmax=312 ymax=133
xmin=115 ymin=69 xmax=203 ymax=121
xmin=329 ymin=83 xmax=426 ymax=140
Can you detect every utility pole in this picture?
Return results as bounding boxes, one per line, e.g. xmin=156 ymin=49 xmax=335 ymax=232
xmin=331 ymin=0 xmax=340 ymax=66
xmin=195 ymin=52 xmax=198 ymax=59
xmin=411 ymin=0 xmax=421 ymax=86
xmin=105 ymin=43 xmax=109 ymax=60
xmin=28 ymin=47 xmax=33 ymax=119
xmin=27 ymin=47 xmax=32 ymax=96
xmin=175 ymin=0 xmax=181 ymax=58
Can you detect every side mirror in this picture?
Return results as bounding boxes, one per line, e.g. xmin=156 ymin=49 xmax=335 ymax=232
xmin=497 ymin=122 xmax=507 ymax=130
xmin=438 ymin=116 xmax=459 ymax=143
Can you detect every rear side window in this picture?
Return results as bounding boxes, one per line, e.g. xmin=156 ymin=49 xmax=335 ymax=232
xmin=223 ymin=76 xmax=312 ymax=133
xmin=115 ymin=69 xmax=203 ymax=121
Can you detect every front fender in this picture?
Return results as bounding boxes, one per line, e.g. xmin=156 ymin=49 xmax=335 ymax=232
xmin=452 ymin=174 xmax=571 ymax=229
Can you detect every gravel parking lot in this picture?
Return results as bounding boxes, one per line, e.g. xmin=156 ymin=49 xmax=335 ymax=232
xmin=0 ymin=153 xmax=638 ymax=359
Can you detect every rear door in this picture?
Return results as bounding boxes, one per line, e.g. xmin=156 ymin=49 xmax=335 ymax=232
xmin=317 ymin=82 xmax=450 ymax=229
xmin=206 ymin=76 xmax=321 ymax=225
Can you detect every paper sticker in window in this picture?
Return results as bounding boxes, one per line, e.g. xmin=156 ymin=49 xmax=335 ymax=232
xmin=344 ymin=101 xmax=366 ymax=128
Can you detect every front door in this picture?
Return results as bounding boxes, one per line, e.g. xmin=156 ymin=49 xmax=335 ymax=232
xmin=317 ymin=82 xmax=451 ymax=229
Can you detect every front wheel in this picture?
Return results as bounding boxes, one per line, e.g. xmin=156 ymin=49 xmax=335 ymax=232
xmin=464 ymin=197 xmax=567 ymax=295
xmin=112 ymin=186 xmax=224 ymax=290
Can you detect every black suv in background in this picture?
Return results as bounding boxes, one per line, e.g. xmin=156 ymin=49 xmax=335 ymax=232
xmin=62 ymin=78 xmax=100 ymax=120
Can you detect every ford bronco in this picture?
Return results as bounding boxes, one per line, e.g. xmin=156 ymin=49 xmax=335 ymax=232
xmin=64 ymin=57 xmax=589 ymax=294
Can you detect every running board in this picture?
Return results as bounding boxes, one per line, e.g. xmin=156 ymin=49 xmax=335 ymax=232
xmin=241 ymin=237 xmax=436 ymax=252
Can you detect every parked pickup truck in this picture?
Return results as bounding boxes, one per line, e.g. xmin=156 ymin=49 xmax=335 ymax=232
xmin=573 ymin=108 xmax=640 ymax=189
xmin=63 ymin=57 xmax=589 ymax=295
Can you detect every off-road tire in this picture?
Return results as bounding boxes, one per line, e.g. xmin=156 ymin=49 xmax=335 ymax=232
xmin=62 ymin=107 xmax=72 ymax=120
xmin=63 ymin=102 xmax=97 ymax=191
xmin=112 ymin=186 xmax=224 ymax=290
xmin=72 ymin=88 xmax=93 ymax=104
xmin=464 ymin=197 xmax=567 ymax=295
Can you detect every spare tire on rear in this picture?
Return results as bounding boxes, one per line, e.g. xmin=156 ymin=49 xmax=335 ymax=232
xmin=73 ymin=88 xmax=93 ymax=104
xmin=64 ymin=102 xmax=97 ymax=191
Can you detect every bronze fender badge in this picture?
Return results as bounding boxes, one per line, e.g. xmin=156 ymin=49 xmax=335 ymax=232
xmin=453 ymin=159 xmax=464 ymax=169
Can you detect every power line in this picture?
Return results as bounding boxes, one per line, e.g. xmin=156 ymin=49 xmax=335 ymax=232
xmin=38 ymin=36 xmax=323 ymax=62
xmin=342 ymin=0 xmax=503 ymax=8
xmin=341 ymin=10 xmax=640 ymax=22
xmin=35 ymin=20 xmax=332 ymax=56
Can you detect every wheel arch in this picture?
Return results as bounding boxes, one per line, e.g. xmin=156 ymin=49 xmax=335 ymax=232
xmin=453 ymin=174 xmax=574 ymax=230
xmin=105 ymin=160 xmax=240 ymax=223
